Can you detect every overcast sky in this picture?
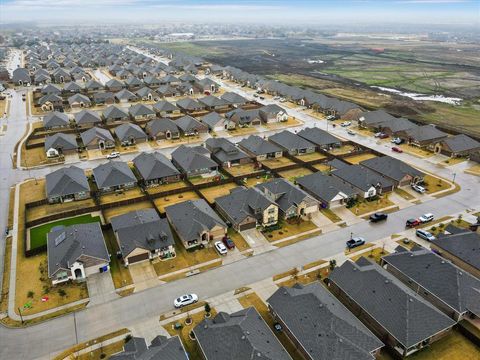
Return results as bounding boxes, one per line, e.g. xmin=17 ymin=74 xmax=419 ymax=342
xmin=0 ymin=0 xmax=478 ymax=26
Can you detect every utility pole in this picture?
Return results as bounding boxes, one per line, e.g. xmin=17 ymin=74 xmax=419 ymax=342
xmin=18 ymin=307 xmax=24 ymax=324
xmin=452 ymin=172 xmax=456 ymax=184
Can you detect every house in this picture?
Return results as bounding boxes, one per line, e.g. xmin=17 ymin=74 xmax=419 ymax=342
xmin=332 ymin=164 xmax=394 ymax=198
xmin=43 ymin=111 xmax=70 ymax=129
xmin=110 ymin=335 xmax=188 ymax=360
xmin=165 ymin=199 xmax=227 ymax=249
xmin=153 ymin=100 xmax=181 ymax=117
xmin=133 ymin=152 xmax=181 ymax=187
xmin=38 ymin=94 xmax=63 ymax=111
xmin=115 ymin=89 xmax=138 ymax=103
xmin=434 ymin=134 xmax=480 ymax=158
xmin=268 ymin=130 xmax=316 ymax=156
xmin=74 ymin=109 xmax=102 ymax=128
xmin=268 ymin=282 xmax=384 ymax=360
xmin=193 ymin=307 xmax=292 ymax=360
xmin=93 ymin=91 xmax=116 ymax=105
xmin=84 ymin=79 xmax=104 ymax=91
xmin=156 ymin=84 xmax=180 ymax=98
xmin=145 ymin=118 xmax=180 ymax=140
xmin=81 ymin=127 xmax=115 ymax=150
xmin=92 ymin=161 xmax=137 ymax=192
xmin=114 ymin=123 xmax=148 ymax=146
xmin=129 ymin=103 xmax=155 ymax=120
xmin=297 ymin=172 xmax=359 ymax=208
xmin=382 ymin=246 xmax=480 ymax=321
xmin=328 ymin=257 xmax=456 ymax=357
xmin=41 ymin=83 xmax=61 ymax=95
xmin=46 ymin=166 xmax=90 ymax=203
xmin=398 ymin=125 xmax=448 ymax=149
xmin=238 ymin=135 xmax=283 ymax=161
xmin=125 ymin=76 xmax=143 ymax=89
xmin=102 ymin=105 xmax=129 ymax=123
xmin=205 ymin=138 xmax=252 ymax=167
xmin=360 ymin=156 xmax=424 ymax=187
xmin=297 ymin=127 xmax=342 ymax=150
xmin=198 ymin=95 xmax=230 ymax=111
xmin=201 ymin=112 xmax=235 ymax=132
xmin=12 ymin=68 xmax=31 ymax=85
xmin=68 ymin=93 xmax=91 ymax=108
xmin=216 ymin=187 xmax=278 ymax=231
xmin=225 ymin=108 xmax=262 ymax=127
xmin=175 ymin=115 xmax=208 ymax=136
xmin=45 ymin=133 xmax=78 ymax=157
xmin=259 ymin=104 xmax=288 ymax=123
xmin=256 ymin=178 xmax=319 ymax=219
xmin=171 ymin=145 xmax=218 ymax=178
xmin=220 ymin=91 xmax=248 ymax=107
xmin=105 ymin=78 xmax=125 ymax=92
xmin=111 ymin=209 xmax=176 ymax=266
xmin=377 ymin=118 xmax=418 ymax=136
xmin=431 ymin=230 xmax=480 ymax=279
xmin=136 ymin=86 xmax=158 ymax=101
xmin=176 ymin=97 xmax=205 ymax=113
xmin=47 ymin=223 xmax=109 ymax=285
xmin=358 ymin=110 xmax=397 ymax=129
xmin=194 ymin=78 xmax=219 ymax=93
xmin=63 ymin=81 xmax=83 ymax=93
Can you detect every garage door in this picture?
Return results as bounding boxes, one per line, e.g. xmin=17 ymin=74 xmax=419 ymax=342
xmin=239 ymin=222 xmax=256 ymax=231
xmin=127 ymin=252 xmax=149 ymax=264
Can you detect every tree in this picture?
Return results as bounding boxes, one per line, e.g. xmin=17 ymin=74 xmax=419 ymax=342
xmin=329 ymin=259 xmax=337 ymax=271
xmin=27 ymin=290 xmax=34 ymax=298
xmin=58 ymin=288 xmax=67 ymax=298
xmin=204 ymin=303 xmax=211 ymax=315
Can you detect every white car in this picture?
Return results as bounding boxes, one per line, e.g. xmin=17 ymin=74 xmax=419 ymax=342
xmin=416 ymin=229 xmax=436 ymax=242
xmin=106 ymin=151 xmax=120 ymax=159
xmin=341 ymin=121 xmax=351 ymax=127
xmin=173 ymin=293 xmax=199 ymax=308
xmin=214 ymin=241 xmax=228 ymax=255
xmin=419 ymin=213 xmax=434 ymax=223
xmin=347 ymin=130 xmax=355 ymax=136
xmin=411 ymin=184 xmax=426 ymax=193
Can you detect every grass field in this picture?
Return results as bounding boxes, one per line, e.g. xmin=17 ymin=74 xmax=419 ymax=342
xmin=29 ymin=214 xmax=101 ymax=250
xmin=263 ymin=220 xmax=318 ymax=242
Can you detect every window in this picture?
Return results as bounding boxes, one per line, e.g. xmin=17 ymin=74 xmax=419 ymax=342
xmin=268 ymin=208 xmax=276 ymax=214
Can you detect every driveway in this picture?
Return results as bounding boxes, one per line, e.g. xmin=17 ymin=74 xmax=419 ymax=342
xmin=332 ymin=207 xmax=363 ymax=226
xmin=129 ymin=261 xmax=160 ymax=292
xmin=240 ymin=229 xmax=276 ymax=253
xmin=86 ymin=272 xmax=118 ymax=306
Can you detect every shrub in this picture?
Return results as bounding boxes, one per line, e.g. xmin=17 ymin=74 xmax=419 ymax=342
xmin=58 ymin=288 xmax=67 ymax=298
xmin=204 ymin=303 xmax=211 ymax=314
xmin=27 ymin=290 xmax=34 ymax=298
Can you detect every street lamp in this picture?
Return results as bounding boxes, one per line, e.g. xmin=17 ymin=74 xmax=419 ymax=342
xmin=452 ymin=173 xmax=456 ymax=184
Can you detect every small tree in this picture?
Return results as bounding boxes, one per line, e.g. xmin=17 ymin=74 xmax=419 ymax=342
xmin=58 ymin=288 xmax=67 ymax=298
xmin=27 ymin=290 xmax=34 ymax=298
xmin=204 ymin=303 xmax=211 ymax=315
xmin=329 ymin=259 xmax=337 ymax=271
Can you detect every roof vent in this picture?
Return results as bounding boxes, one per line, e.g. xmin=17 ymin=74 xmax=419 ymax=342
xmin=385 ymin=280 xmax=389 ymax=284
xmin=241 ymin=335 xmax=246 ymax=340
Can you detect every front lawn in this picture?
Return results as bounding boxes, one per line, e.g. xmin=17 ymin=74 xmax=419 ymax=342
xmin=262 ymin=219 xmax=318 ymax=242
xmin=29 ymin=214 xmax=102 ymax=250
xmin=423 ymin=174 xmax=452 ymax=194
xmin=348 ymin=195 xmax=396 ymax=216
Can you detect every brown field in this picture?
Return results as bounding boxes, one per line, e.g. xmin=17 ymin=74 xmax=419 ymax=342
xmin=154 ymin=191 xmax=200 ymax=213
xmin=294 ymin=151 xmax=327 ymax=162
xmin=103 ymin=201 xmax=154 ymax=223
xmin=225 ymin=163 xmax=263 ymax=177
xmin=260 ymin=156 xmax=296 ymax=169
xmin=200 ymin=183 xmax=238 ymax=203
xmin=26 ymin=198 xmax=97 ymax=223
xmin=343 ymin=153 xmax=377 ymax=164
xmin=278 ymin=167 xmax=313 ymax=182
xmin=99 ymin=187 xmax=144 ymax=205
xmin=146 ymin=181 xmax=190 ymax=195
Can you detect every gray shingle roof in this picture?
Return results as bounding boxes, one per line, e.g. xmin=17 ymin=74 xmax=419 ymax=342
xmin=133 ymin=152 xmax=180 ymax=181
xmin=46 ymin=165 xmax=89 ymax=198
xmin=68 ymin=93 xmax=91 ymax=106
xmin=329 ymin=258 xmax=455 ymax=348
xmin=221 ymin=91 xmax=248 ymax=105
xmin=360 ymin=156 xmax=424 ymax=183
xmin=145 ymin=118 xmax=179 ymax=136
xmin=175 ymin=115 xmax=207 ymax=133
xmin=81 ymin=127 xmax=114 ymax=146
xmin=74 ymin=109 xmax=101 ymax=125
xmin=238 ymin=135 xmax=282 ymax=156
xmin=194 ymin=307 xmax=292 ymax=360
xmin=114 ymin=123 xmax=147 ymax=141
xmin=153 ymin=100 xmax=180 ymax=113
xmin=297 ymin=127 xmax=342 ymax=147
xmin=43 ymin=111 xmax=69 ymax=128
xmin=297 ymin=172 xmax=359 ymax=203
xmin=201 ymin=112 xmax=223 ymax=129
xmin=268 ymin=282 xmax=383 ymax=360
xmin=93 ymin=161 xmax=137 ymax=189
xmin=404 ymin=125 xmax=448 ymax=142
xmin=47 ymin=222 xmax=108 ymax=278
xmin=171 ymin=145 xmax=218 ymax=173
xmin=332 ymin=164 xmax=394 ymax=192
xmin=360 ymin=110 xmax=396 ymax=127
xmin=110 ymin=335 xmax=188 ymax=360
xmin=198 ymin=95 xmax=229 ymax=107
xmin=441 ymin=134 xmax=480 ymax=153
xmin=129 ymin=103 xmax=155 ymax=117
xmin=435 ymin=231 xmax=480 ymax=271
xmin=103 ymin=105 xmax=129 ymax=120
xmin=45 ymin=133 xmax=78 ymax=151
xmin=115 ymin=89 xmax=138 ymax=101
xmin=269 ymin=131 xmax=315 ymax=151
xmin=205 ymin=138 xmax=250 ymax=164
xmin=176 ymin=97 xmax=205 ymax=111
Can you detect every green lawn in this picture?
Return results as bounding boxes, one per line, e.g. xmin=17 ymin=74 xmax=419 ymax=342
xmin=29 ymin=214 xmax=101 ymax=250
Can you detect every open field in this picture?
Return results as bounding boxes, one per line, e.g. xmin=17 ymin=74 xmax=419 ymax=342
xmin=153 ymin=191 xmax=200 ymax=212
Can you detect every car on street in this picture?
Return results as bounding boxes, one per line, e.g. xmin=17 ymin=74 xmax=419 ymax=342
xmin=174 ymin=293 xmax=199 ymax=308
xmin=346 ymin=236 xmax=366 ymax=249
xmin=406 ymin=218 xmax=421 ymax=228
xmin=416 ymin=229 xmax=436 ymax=242
xmin=279 ymin=98 xmax=286 ymax=102
xmin=253 ymin=94 xmax=259 ymax=98
xmin=259 ymin=96 xmax=265 ymax=100
xmin=214 ymin=241 xmax=228 ymax=255
xmin=347 ymin=129 xmax=355 ymax=136
xmin=419 ymin=213 xmax=434 ymax=223
xmin=326 ymin=115 xmax=336 ymax=121
xmin=411 ymin=184 xmax=426 ymax=193
xmin=341 ymin=121 xmax=351 ymax=127
xmin=106 ymin=151 xmax=120 ymax=159
xmin=374 ymin=132 xmax=388 ymax=139
xmin=392 ymin=146 xmax=403 ymax=153
xmin=369 ymin=212 xmax=388 ymax=222
xmin=222 ymin=236 xmax=235 ymax=249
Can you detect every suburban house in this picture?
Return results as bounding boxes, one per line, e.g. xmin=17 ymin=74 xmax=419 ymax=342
xmin=68 ymin=93 xmax=91 ymax=108
xmin=201 ymin=112 xmax=235 ymax=132
xmin=110 ymin=335 xmax=188 ymax=360
xmin=63 ymin=81 xmax=83 ymax=93
xmin=176 ymin=97 xmax=205 ymax=113
xmin=45 ymin=133 xmax=78 ymax=157
xmin=114 ymin=123 xmax=148 ymax=146
xmin=297 ymin=172 xmax=359 ymax=208
xmin=195 ymin=78 xmax=219 ymax=93
xmin=256 ymin=178 xmax=320 ymax=219
xmin=238 ymin=135 xmax=284 ymax=161
xmin=38 ymin=94 xmax=63 ymax=111
xmin=360 ymin=156 xmax=424 ymax=187
xmin=111 ymin=209 xmax=176 ymax=266
xmin=225 ymin=108 xmax=262 ymax=127
xmin=332 ymin=164 xmax=394 ymax=198
xmin=328 ymin=257 xmax=456 ymax=357
xmin=12 ymin=67 xmax=31 ymax=85
xmin=46 ymin=166 xmax=90 ymax=203
xmin=81 ymin=127 xmax=115 ymax=150
xmin=102 ymin=105 xmax=130 ymax=123
xmin=220 ymin=91 xmax=248 ymax=107
xmin=268 ymin=282 xmax=384 ymax=360
xmin=171 ymin=145 xmax=218 ymax=178
xmin=259 ymin=104 xmax=288 ymax=123
xmin=105 ymin=78 xmax=125 ymax=92
xmin=358 ymin=109 xmax=397 ymax=129
xmin=297 ymin=127 xmax=342 ymax=150
xmin=128 ymin=103 xmax=156 ymax=120
xmin=431 ymin=230 xmax=480 ymax=279
xmin=165 ymin=199 xmax=227 ymax=249
xmin=93 ymin=91 xmax=116 ymax=105
xmin=205 ymin=137 xmax=252 ymax=167
xmin=193 ymin=307 xmax=293 ymax=360
xmin=43 ymin=111 xmax=70 ymax=129
xmin=136 ymin=86 xmax=158 ymax=101
xmin=74 ymin=109 xmax=102 ymax=128
xmin=382 ymin=246 xmax=480 ymax=321
xmin=153 ymin=100 xmax=181 ymax=117
xmin=84 ymin=79 xmax=103 ymax=91
xmin=175 ymin=115 xmax=208 ymax=136
xmin=377 ymin=118 xmax=418 ymax=136
xmin=198 ymin=95 xmax=230 ymax=111
xmin=92 ymin=161 xmax=137 ymax=193
xmin=434 ymin=134 xmax=480 ymax=158
xmin=216 ymin=187 xmax=279 ymax=231
xmin=133 ymin=152 xmax=181 ymax=187
xmin=269 ymin=130 xmax=316 ymax=156
xmin=115 ymin=89 xmax=138 ymax=103
xmin=398 ymin=125 xmax=448 ymax=149
xmin=47 ymin=222 xmax=109 ymax=285
xmin=145 ymin=118 xmax=180 ymax=140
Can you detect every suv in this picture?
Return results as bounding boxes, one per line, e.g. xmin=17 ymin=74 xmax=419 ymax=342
xmin=106 ymin=151 xmax=120 ymax=159
xmin=411 ymin=184 xmax=426 ymax=193
xmin=341 ymin=121 xmax=351 ymax=127
xmin=406 ymin=218 xmax=420 ymax=228
xmin=214 ymin=241 xmax=228 ymax=255
xmin=222 ymin=236 xmax=235 ymax=249
xmin=416 ymin=229 xmax=436 ymax=242
xmin=419 ymin=213 xmax=434 ymax=223
xmin=369 ymin=212 xmax=388 ymax=223
xmin=346 ymin=237 xmax=366 ymax=249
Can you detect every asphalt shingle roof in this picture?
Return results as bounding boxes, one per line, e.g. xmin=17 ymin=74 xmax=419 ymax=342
xmin=441 ymin=134 xmax=480 ymax=153
xmin=110 ymin=335 xmax=188 ymax=360
xmin=297 ymin=127 xmax=342 ymax=147
xmin=332 ymin=164 xmax=394 ymax=192
xmin=360 ymin=156 xmax=424 ymax=183
xmin=435 ymin=231 xmax=480 ymax=271
xmin=269 ymin=130 xmax=315 ymax=151
xmin=171 ymin=145 xmax=217 ymax=173
xmin=46 ymin=165 xmax=89 ymax=198
xmin=297 ymin=172 xmax=358 ymax=203
xmin=133 ymin=152 xmax=180 ymax=181
xmin=93 ymin=161 xmax=137 ymax=189
xmin=238 ymin=135 xmax=282 ymax=156
xmin=45 ymin=133 xmax=78 ymax=151
xmin=81 ymin=127 xmax=114 ymax=145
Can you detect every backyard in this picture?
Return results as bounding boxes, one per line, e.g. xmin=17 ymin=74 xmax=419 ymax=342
xmin=103 ymin=201 xmax=154 ymax=223
xmin=278 ymin=167 xmax=313 ymax=182
xmin=199 ymin=183 xmax=238 ymax=203
xmin=260 ymin=156 xmax=296 ymax=169
xmin=153 ymin=191 xmax=200 ymax=212
xmin=343 ymin=153 xmax=377 ymax=164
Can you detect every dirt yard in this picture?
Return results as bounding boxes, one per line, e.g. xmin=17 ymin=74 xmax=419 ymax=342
xmin=99 ymin=187 xmax=144 ymax=205
xmin=200 ymin=183 xmax=238 ymax=203
xmin=146 ymin=181 xmax=189 ymax=195
xmin=294 ymin=152 xmax=327 ymax=162
xmin=260 ymin=156 xmax=296 ymax=169
xmin=343 ymin=153 xmax=377 ymax=164
xmin=278 ymin=167 xmax=313 ymax=182
xmin=154 ymin=191 xmax=200 ymax=212
xmin=103 ymin=201 xmax=154 ymax=223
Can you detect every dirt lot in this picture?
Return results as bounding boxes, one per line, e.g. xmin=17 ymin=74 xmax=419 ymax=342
xmin=225 ymin=163 xmax=263 ymax=177
xmin=343 ymin=153 xmax=377 ymax=164
xmin=153 ymin=191 xmax=200 ymax=213
xmin=260 ymin=156 xmax=296 ymax=169
xmin=103 ymin=201 xmax=154 ymax=223
xmin=200 ymin=183 xmax=238 ymax=203
xmin=294 ymin=152 xmax=327 ymax=162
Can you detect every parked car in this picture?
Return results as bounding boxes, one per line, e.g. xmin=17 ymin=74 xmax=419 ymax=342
xmin=259 ymin=96 xmax=265 ymax=100
xmin=347 ymin=129 xmax=355 ymax=136
xmin=326 ymin=115 xmax=336 ymax=121
xmin=378 ymin=133 xmax=389 ymax=139
xmin=174 ymin=293 xmax=199 ymax=308
xmin=341 ymin=121 xmax=351 ymax=127
xmin=419 ymin=213 xmax=434 ymax=223
xmin=392 ymin=146 xmax=403 ymax=153
xmin=346 ymin=237 xmax=366 ymax=249
xmin=106 ymin=151 xmax=120 ymax=159
xmin=369 ymin=212 xmax=388 ymax=223
xmin=391 ymin=137 xmax=403 ymax=144
xmin=416 ymin=229 xmax=436 ymax=242
xmin=214 ymin=241 xmax=228 ymax=255
xmin=222 ymin=236 xmax=235 ymax=249
xmin=411 ymin=183 xmax=426 ymax=193
xmin=253 ymin=94 xmax=259 ymax=98
xmin=279 ymin=98 xmax=286 ymax=102
xmin=406 ymin=218 xmax=421 ymax=228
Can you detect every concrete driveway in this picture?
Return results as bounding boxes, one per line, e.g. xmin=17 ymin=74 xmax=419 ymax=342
xmin=240 ymin=229 xmax=275 ymax=253
xmin=129 ymin=261 xmax=160 ymax=292
xmin=86 ymin=272 xmax=118 ymax=306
